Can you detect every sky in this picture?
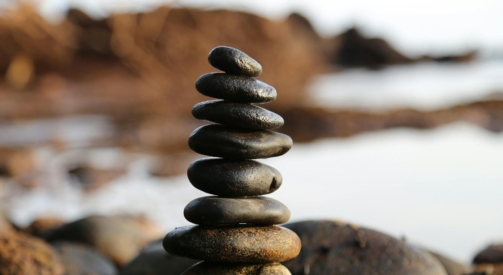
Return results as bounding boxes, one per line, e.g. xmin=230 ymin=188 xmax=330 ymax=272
xmin=24 ymin=0 xmax=503 ymax=57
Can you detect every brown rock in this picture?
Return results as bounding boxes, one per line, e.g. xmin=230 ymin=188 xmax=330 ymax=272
xmin=23 ymin=217 xmax=64 ymax=237
xmin=182 ymin=262 xmax=291 ymax=275
xmin=474 ymin=245 xmax=503 ymax=264
xmin=45 ymin=215 xmax=162 ymax=266
xmin=52 ymin=242 xmax=118 ymax=275
xmin=163 ymin=225 xmax=301 ymax=263
xmin=0 ymin=231 xmax=64 ymax=275
xmin=283 ymin=220 xmax=447 ymax=275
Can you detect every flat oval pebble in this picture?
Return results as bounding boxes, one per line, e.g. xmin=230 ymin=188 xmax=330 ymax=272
xmin=188 ymin=158 xmax=282 ymax=197
xmin=192 ymin=100 xmax=284 ymax=130
xmin=184 ymin=196 xmax=290 ymax=225
xmin=183 ymin=262 xmax=291 ymax=275
xmin=208 ymin=46 xmax=262 ymax=77
xmin=196 ymin=73 xmax=276 ymax=103
xmin=188 ymin=124 xmax=292 ymax=159
xmin=163 ymin=225 xmax=301 ymax=263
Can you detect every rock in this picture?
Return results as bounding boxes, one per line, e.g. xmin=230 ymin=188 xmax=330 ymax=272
xmin=208 ymin=46 xmax=262 ymax=77
xmin=473 ymin=244 xmax=503 ymax=275
xmin=188 ymin=124 xmax=292 ymax=159
xmin=52 ymin=242 xmax=118 ymax=275
xmin=0 ymin=231 xmax=64 ymax=275
xmin=474 ymin=245 xmax=503 ymax=264
xmin=196 ymin=73 xmax=276 ymax=103
xmin=45 ymin=215 xmax=162 ymax=266
xmin=0 ymin=211 xmax=13 ymax=232
xmin=428 ymin=250 xmax=471 ymax=275
xmin=192 ymin=100 xmax=284 ymax=130
xmin=283 ymin=220 xmax=447 ymax=275
xmin=188 ymin=158 xmax=282 ymax=197
xmin=23 ymin=217 xmax=64 ymax=238
xmin=184 ymin=196 xmax=290 ymax=225
xmin=163 ymin=225 xmax=301 ymax=263
xmin=121 ymin=241 xmax=198 ymax=275
xmin=182 ymin=262 xmax=291 ymax=275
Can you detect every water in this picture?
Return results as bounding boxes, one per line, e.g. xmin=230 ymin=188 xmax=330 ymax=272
xmin=4 ymin=123 xmax=503 ymax=263
xmin=309 ymin=60 xmax=503 ymax=111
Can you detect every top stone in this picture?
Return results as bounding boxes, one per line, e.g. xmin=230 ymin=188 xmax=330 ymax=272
xmin=208 ymin=46 xmax=262 ymax=77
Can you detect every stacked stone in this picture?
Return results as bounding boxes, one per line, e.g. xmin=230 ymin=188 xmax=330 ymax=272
xmin=163 ymin=46 xmax=301 ymax=274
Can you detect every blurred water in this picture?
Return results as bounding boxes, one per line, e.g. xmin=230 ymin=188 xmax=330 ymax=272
xmin=310 ymin=60 xmax=503 ymax=111
xmin=4 ymin=123 xmax=503 ymax=263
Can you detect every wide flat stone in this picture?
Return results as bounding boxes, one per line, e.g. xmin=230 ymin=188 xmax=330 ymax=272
xmin=182 ymin=262 xmax=291 ymax=275
xmin=208 ymin=46 xmax=262 ymax=77
xmin=188 ymin=158 xmax=282 ymax=197
xmin=188 ymin=125 xmax=292 ymax=159
xmin=163 ymin=225 xmax=301 ymax=263
xmin=192 ymin=100 xmax=284 ymax=130
xmin=196 ymin=73 xmax=276 ymax=103
xmin=184 ymin=196 xmax=290 ymax=225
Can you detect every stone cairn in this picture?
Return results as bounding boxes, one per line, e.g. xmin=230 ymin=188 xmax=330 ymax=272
xmin=163 ymin=46 xmax=301 ymax=274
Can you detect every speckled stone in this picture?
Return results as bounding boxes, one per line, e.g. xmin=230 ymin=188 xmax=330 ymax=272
xmin=184 ymin=196 xmax=290 ymax=225
xmin=283 ymin=220 xmax=447 ymax=275
xmin=208 ymin=46 xmax=262 ymax=77
xmin=188 ymin=125 xmax=292 ymax=159
xmin=192 ymin=100 xmax=284 ymax=130
xmin=196 ymin=73 xmax=276 ymax=103
xmin=182 ymin=262 xmax=291 ymax=275
xmin=187 ymin=158 xmax=282 ymax=197
xmin=163 ymin=225 xmax=301 ymax=263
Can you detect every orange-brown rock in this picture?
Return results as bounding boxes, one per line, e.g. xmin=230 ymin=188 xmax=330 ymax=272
xmin=163 ymin=225 xmax=301 ymax=263
xmin=182 ymin=262 xmax=291 ymax=275
xmin=0 ymin=231 xmax=64 ymax=275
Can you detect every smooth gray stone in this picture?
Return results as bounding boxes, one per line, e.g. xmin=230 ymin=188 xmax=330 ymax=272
xmin=184 ymin=196 xmax=290 ymax=225
xmin=196 ymin=73 xmax=276 ymax=103
xmin=188 ymin=124 xmax=292 ymax=159
xmin=208 ymin=46 xmax=262 ymax=77
xmin=192 ymin=100 xmax=284 ymax=130
xmin=187 ymin=158 xmax=282 ymax=197
xmin=163 ymin=225 xmax=301 ymax=263
xmin=182 ymin=262 xmax=291 ymax=275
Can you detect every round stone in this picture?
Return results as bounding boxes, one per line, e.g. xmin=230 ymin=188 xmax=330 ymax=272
xmin=192 ymin=100 xmax=284 ymax=130
xmin=184 ymin=196 xmax=290 ymax=225
xmin=163 ymin=225 xmax=301 ymax=263
xmin=188 ymin=124 xmax=292 ymax=159
xmin=196 ymin=73 xmax=276 ymax=103
xmin=182 ymin=262 xmax=291 ymax=275
xmin=283 ymin=220 xmax=447 ymax=275
xmin=208 ymin=46 xmax=262 ymax=77
xmin=188 ymin=158 xmax=282 ymax=197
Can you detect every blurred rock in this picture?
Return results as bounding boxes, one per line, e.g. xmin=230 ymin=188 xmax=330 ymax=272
xmin=53 ymin=242 xmax=118 ymax=275
xmin=45 ymin=215 xmax=162 ymax=266
xmin=120 ymin=240 xmax=197 ymax=275
xmin=428 ymin=250 xmax=471 ymax=275
xmin=283 ymin=220 xmax=447 ymax=275
xmin=473 ymin=244 xmax=503 ymax=275
xmin=23 ymin=217 xmax=65 ymax=238
xmin=0 ymin=230 xmax=64 ymax=275
xmin=0 ymin=211 xmax=13 ymax=232
xmin=68 ymin=165 xmax=127 ymax=190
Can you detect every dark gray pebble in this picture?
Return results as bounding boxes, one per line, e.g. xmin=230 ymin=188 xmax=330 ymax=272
xmin=184 ymin=196 xmax=290 ymax=225
xmin=208 ymin=46 xmax=262 ymax=77
xmin=283 ymin=220 xmax=447 ymax=275
xmin=192 ymin=100 xmax=284 ymax=130
xmin=188 ymin=158 xmax=282 ymax=197
xmin=52 ymin=242 xmax=118 ymax=275
xmin=163 ymin=225 xmax=301 ymax=263
xmin=182 ymin=262 xmax=291 ymax=275
xmin=196 ymin=73 xmax=276 ymax=103
xmin=188 ymin=124 xmax=292 ymax=159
